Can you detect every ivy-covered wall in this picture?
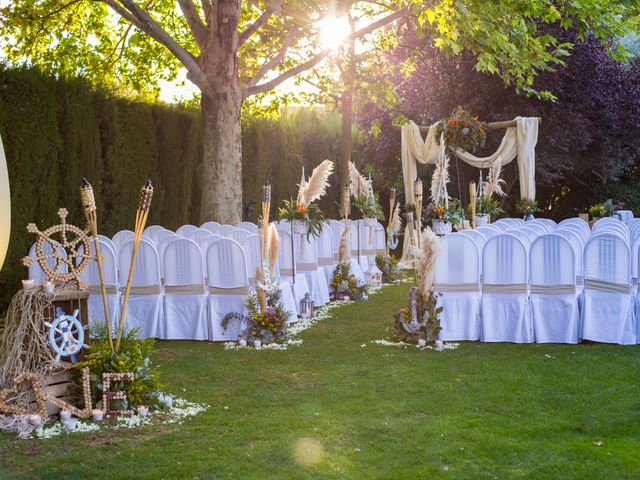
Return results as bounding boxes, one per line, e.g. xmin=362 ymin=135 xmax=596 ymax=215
xmin=0 ymin=66 xmax=345 ymax=311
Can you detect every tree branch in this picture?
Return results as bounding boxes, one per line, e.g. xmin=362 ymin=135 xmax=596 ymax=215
xmin=200 ymin=0 xmax=212 ymax=25
xmin=177 ymin=0 xmax=207 ymax=48
xmin=102 ymin=0 xmax=208 ymax=89
xmin=238 ymin=3 xmax=278 ymax=45
xmin=246 ymin=28 xmax=300 ymax=87
xmin=244 ymin=7 xmax=407 ymax=98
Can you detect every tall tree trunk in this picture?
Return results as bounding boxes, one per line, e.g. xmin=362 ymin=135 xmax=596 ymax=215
xmin=199 ymin=0 xmax=242 ymax=224
xmin=341 ymin=89 xmax=352 ymax=190
xmin=200 ymin=87 xmax=243 ymax=224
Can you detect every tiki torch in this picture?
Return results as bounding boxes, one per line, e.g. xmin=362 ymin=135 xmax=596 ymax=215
xmin=261 ymin=181 xmax=271 ymax=261
xmin=470 ymin=181 xmax=477 ymax=230
xmin=341 ymin=183 xmax=351 ymax=220
xmin=406 ymin=210 xmax=417 ymax=285
xmin=386 ymin=187 xmax=396 ymax=255
xmin=80 ymin=178 xmax=114 ymax=352
xmin=116 ymin=179 xmax=153 ymax=352
xmin=414 ymin=177 xmax=423 ymax=248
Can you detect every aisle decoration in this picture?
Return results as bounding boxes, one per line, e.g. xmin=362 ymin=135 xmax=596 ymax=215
xmin=349 ymin=162 xmax=384 ymax=225
xmin=331 ymin=261 xmax=369 ymax=301
xmin=376 ymin=252 xmax=400 ymax=284
xmin=278 ymin=160 xmax=333 ymax=238
xmin=376 ymin=187 xmax=402 ymax=283
xmin=473 ymin=159 xmax=505 ymax=225
xmin=116 ymin=180 xmax=154 ymax=352
xmin=434 ymin=106 xmax=488 ymax=152
xmin=588 ymin=199 xmax=623 ymax=220
xmin=515 ymin=198 xmax=540 ymax=221
xmin=392 ymin=229 xmax=442 ymax=345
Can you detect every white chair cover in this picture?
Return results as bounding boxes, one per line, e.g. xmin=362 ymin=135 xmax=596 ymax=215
xmin=236 ymin=222 xmax=258 ymax=232
xmin=118 ymin=238 xmax=163 ymax=339
xmin=329 ymin=220 xmax=345 ymax=261
xmin=529 ymin=234 xmax=580 ymax=343
xmin=294 ymin=233 xmax=330 ymax=306
xmin=157 ymin=234 xmax=182 ymax=279
xmin=162 ymin=238 xmax=208 ymax=340
xmin=527 ymin=221 xmax=552 ymax=235
xmin=176 ymin=224 xmax=199 ymax=236
xmin=592 ymin=223 xmax=630 ymax=243
xmin=554 ymin=228 xmax=585 ymax=286
xmin=481 ymin=234 xmax=532 ymax=343
xmin=559 ymin=218 xmax=590 ymax=237
xmin=187 ymin=229 xmax=214 ymax=244
xmin=582 ymin=234 xmax=636 ymax=344
xmin=617 ymin=210 xmax=634 ymax=223
xmin=144 ymin=225 xmax=164 ymax=236
xmin=434 ymin=233 xmax=481 ymax=341
xmin=27 ymin=241 xmax=68 ymax=282
xmin=218 ymin=225 xmax=236 ymax=237
xmin=278 ymin=230 xmax=311 ymax=313
xmin=150 ymin=228 xmax=173 ymax=246
xmin=227 ymin=229 xmax=252 ymax=243
xmin=512 ymin=227 xmax=539 ymax=247
xmin=475 ymin=225 xmax=501 ymax=240
xmin=112 ymin=230 xmax=134 ymax=253
xmin=206 ymin=238 xmax=251 ymax=341
xmin=317 ymin=227 xmax=336 ymax=287
xmin=201 ymin=221 xmax=220 ymax=234
xmin=240 ymin=234 xmax=297 ymax=324
xmin=374 ymin=222 xmax=386 ymax=254
xmin=560 ymin=223 xmax=590 ymax=244
xmin=532 ymin=218 xmax=556 ymax=231
xmin=491 ymin=221 xmax=511 ymax=232
xmin=78 ymin=237 xmax=120 ymax=330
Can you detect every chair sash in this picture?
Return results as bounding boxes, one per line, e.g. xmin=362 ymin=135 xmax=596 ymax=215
xmin=318 ymin=257 xmax=334 ymax=266
xmin=361 ymin=249 xmax=376 ymax=256
xmin=279 ymin=268 xmax=294 ymax=276
xmin=88 ymin=285 xmax=118 ymax=295
xmin=165 ymin=284 xmax=206 ymax=294
xmin=121 ymin=285 xmax=162 ymax=295
xmin=482 ymin=283 xmax=528 ymax=294
xmin=434 ymin=283 xmax=480 ymax=293
xmin=208 ymin=286 xmax=249 ymax=295
xmin=297 ymin=262 xmax=318 ymax=271
xmin=530 ymin=284 xmax=576 ymax=295
xmin=584 ymin=278 xmax=630 ymax=294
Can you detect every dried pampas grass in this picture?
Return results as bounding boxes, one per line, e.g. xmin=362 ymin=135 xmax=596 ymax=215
xmin=255 ymin=266 xmax=267 ymax=313
xmin=431 ymin=139 xmax=450 ymax=205
xmin=484 ymin=157 xmax=506 ymax=198
xmin=389 ymin=203 xmax=402 ymax=235
xmin=349 ymin=162 xmax=373 ymax=198
xmin=266 ymin=223 xmax=280 ymax=276
xmin=339 ymin=226 xmax=351 ymax=264
xmin=299 ymin=160 xmax=334 ymax=206
xmin=409 ymin=227 xmax=440 ymax=298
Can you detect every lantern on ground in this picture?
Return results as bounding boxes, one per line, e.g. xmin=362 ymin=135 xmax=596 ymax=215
xmin=300 ymin=292 xmax=314 ymax=319
xmin=370 ymin=267 xmax=382 ymax=288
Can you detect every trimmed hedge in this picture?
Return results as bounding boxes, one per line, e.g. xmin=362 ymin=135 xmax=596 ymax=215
xmin=0 ymin=66 xmax=345 ymax=311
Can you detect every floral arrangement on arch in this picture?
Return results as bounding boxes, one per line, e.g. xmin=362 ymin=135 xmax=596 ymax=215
xmin=434 ymin=106 xmax=488 ymax=153
xmin=222 ymin=224 xmax=290 ymax=344
xmin=393 ymin=228 xmax=442 ymax=344
xmin=589 ymin=199 xmax=623 ymax=219
xmin=278 ymin=160 xmax=334 ymax=238
xmin=349 ymin=162 xmax=384 ymax=221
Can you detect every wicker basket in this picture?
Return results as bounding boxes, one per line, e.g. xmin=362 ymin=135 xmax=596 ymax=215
xmin=432 ymin=220 xmax=452 ymax=235
xmin=475 ymin=213 xmax=490 ymax=226
xmin=292 ymin=220 xmax=309 ymax=235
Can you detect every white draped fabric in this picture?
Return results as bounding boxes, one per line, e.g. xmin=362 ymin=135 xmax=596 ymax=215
xmin=400 ymin=117 xmax=539 ymax=264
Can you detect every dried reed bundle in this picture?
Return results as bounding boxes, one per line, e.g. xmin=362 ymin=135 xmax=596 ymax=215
xmin=389 ymin=203 xmax=402 ymax=235
xmin=416 ymin=228 xmax=440 ymax=299
xmin=484 ymin=157 xmax=506 ymax=198
xmin=348 ymin=162 xmax=372 ymax=198
xmin=339 ymin=226 xmax=351 ymax=264
xmin=266 ymin=223 xmax=280 ymax=276
xmin=255 ymin=266 xmax=267 ymax=313
xmin=299 ymin=160 xmax=334 ymax=206
xmin=431 ymin=140 xmax=450 ymax=205
xmin=470 ymin=181 xmax=477 ymax=228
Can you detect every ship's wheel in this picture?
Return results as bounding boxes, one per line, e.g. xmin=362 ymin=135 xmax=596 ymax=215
xmin=44 ymin=307 xmax=89 ymax=363
xmin=22 ymin=208 xmax=92 ymax=289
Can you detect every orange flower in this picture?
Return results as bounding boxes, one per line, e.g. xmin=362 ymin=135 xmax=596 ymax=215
xmin=436 ymin=204 xmax=446 ymax=219
xmin=296 ymin=203 xmax=307 ymax=215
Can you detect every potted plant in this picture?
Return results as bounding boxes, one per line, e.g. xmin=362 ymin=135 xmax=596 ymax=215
xmin=588 ymin=203 xmax=606 ymax=221
xmin=277 ymin=160 xmax=333 ymax=238
xmin=474 ymin=196 xmax=504 ymax=225
xmin=353 ymin=192 xmax=384 ymax=226
xmin=515 ymin=198 xmax=540 ymax=221
xmin=430 ymin=199 xmax=466 ymax=235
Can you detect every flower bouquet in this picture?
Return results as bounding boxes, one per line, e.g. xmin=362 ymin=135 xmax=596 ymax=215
xmin=375 ymin=252 xmax=400 ymax=284
xmin=331 ymin=262 xmax=369 ymax=301
xmin=434 ymin=106 xmax=488 ymax=153
xmin=349 ymin=162 xmax=384 ymax=226
xmin=278 ymin=160 xmax=334 ymax=238
xmin=515 ymin=198 xmax=540 ymax=221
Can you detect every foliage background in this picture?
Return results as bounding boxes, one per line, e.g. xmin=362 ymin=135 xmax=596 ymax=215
xmin=0 ymin=66 xmax=345 ymax=311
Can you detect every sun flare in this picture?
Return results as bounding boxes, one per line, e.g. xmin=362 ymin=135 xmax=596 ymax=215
xmin=317 ymin=15 xmax=352 ymax=50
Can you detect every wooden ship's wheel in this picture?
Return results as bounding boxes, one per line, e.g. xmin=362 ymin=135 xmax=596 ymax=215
xmin=22 ymin=208 xmax=93 ymax=289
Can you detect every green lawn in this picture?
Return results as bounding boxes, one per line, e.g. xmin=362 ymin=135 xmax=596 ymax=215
xmin=2 ymin=282 xmax=640 ymax=479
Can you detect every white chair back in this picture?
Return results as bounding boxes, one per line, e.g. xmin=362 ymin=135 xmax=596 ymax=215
xmin=482 ymin=234 xmax=528 ymax=285
xmin=457 ymin=230 xmax=486 ymax=251
xmin=78 ymin=237 xmax=118 ymax=286
xmin=118 ymin=237 xmax=161 ymax=287
xmin=434 ymin=234 xmax=480 ymax=284
xmin=583 ymin=233 xmax=631 ymax=285
xmin=237 ymin=222 xmax=257 ymax=232
xmin=317 ymin=228 xmax=334 ymax=264
xmin=530 ymin=234 xmax=575 ymax=285
xmin=112 ymin=230 xmax=135 ymax=252
xmin=241 ymin=235 xmax=261 ymax=282
xmin=330 ymin=220 xmax=346 ymax=260
xmin=176 ymin=224 xmax=199 ymax=237
xmin=187 ymin=229 xmax=213 ymax=244
xmin=201 ymin=221 xmax=220 ymax=234
xmin=227 ymin=228 xmax=252 ymax=243
xmin=163 ymin=238 xmax=205 ymax=286
xmin=206 ymin=238 xmax=249 ymax=288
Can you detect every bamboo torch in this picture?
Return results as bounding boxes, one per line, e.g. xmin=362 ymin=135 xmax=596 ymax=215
xmin=406 ymin=210 xmax=417 ymax=285
xmin=386 ymin=187 xmax=396 ymax=255
xmin=261 ymin=181 xmax=271 ymax=261
xmin=414 ymin=177 xmax=423 ymax=248
xmin=470 ymin=181 xmax=477 ymax=230
xmin=341 ymin=183 xmax=351 ymax=221
xmin=116 ymin=179 xmax=153 ymax=352
xmin=80 ymin=178 xmax=114 ymax=353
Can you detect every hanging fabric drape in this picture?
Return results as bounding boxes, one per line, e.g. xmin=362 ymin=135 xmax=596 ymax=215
xmin=399 ymin=117 xmax=539 ymax=266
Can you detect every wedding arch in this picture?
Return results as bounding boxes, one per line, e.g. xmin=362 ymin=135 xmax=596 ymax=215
xmin=399 ymin=116 xmax=540 ymax=264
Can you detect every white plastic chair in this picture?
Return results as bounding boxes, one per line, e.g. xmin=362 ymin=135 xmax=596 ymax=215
xmin=434 ymin=233 xmax=481 ymax=341
xmin=529 ymin=234 xmax=580 ymax=343
xmin=162 ymin=238 xmax=208 ymax=340
xmin=581 ymin=233 xmax=636 ymax=344
xmin=206 ymin=238 xmax=251 ymax=341
xmin=176 ymin=224 xmax=199 ymax=237
xmin=118 ymin=238 xmax=163 ymax=339
xmin=481 ymin=234 xmax=532 ymax=343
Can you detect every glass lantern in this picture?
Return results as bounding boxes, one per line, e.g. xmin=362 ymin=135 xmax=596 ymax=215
xmin=371 ymin=269 xmax=382 ymax=288
xmin=300 ymin=292 xmax=314 ymax=319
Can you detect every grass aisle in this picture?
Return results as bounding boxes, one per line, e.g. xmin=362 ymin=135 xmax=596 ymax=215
xmin=2 ymin=282 xmax=640 ymax=479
